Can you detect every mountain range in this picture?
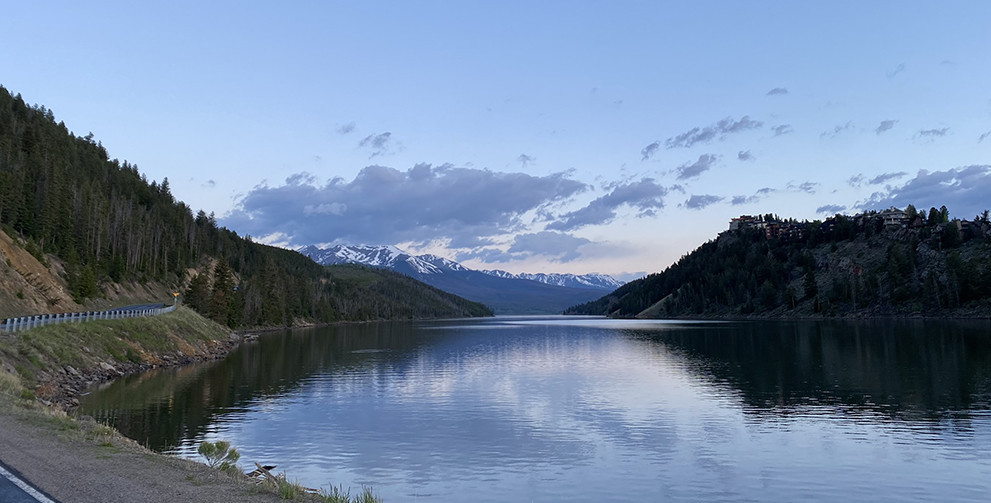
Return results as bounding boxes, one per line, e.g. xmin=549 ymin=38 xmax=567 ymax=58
xmin=299 ymin=244 xmax=624 ymax=314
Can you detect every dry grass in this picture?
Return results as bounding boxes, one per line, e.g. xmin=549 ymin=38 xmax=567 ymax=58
xmin=0 ymin=369 xmax=22 ymax=398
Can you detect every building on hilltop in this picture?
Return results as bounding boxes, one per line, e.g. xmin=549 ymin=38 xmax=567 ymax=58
xmin=729 ymin=215 xmax=765 ymax=231
xmin=879 ymin=207 xmax=909 ymax=227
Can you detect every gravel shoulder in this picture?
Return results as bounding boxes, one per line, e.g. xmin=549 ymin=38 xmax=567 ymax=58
xmin=0 ymin=398 xmax=286 ymax=503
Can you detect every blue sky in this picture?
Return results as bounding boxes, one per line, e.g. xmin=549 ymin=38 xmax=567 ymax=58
xmin=2 ymin=1 xmax=989 ymax=280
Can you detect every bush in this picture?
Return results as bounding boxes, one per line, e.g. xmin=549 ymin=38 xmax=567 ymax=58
xmin=197 ymin=440 xmax=240 ymax=472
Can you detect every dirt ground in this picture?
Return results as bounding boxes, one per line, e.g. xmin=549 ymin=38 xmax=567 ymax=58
xmin=0 ymin=403 xmax=287 ymax=503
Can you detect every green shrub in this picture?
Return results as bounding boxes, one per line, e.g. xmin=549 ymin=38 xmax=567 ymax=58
xmin=197 ymin=440 xmax=240 ymax=471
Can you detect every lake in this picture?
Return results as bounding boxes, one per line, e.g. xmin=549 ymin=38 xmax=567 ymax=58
xmin=79 ymin=316 xmax=991 ymax=502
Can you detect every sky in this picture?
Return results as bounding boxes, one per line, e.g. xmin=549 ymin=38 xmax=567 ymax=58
xmin=2 ymin=1 xmax=989 ymax=281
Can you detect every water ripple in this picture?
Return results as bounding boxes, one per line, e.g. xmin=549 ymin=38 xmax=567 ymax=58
xmin=81 ymin=317 xmax=991 ymax=502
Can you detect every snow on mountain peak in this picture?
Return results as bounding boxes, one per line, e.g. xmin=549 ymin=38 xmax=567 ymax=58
xmin=301 ymin=244 xmax=623 ymax=290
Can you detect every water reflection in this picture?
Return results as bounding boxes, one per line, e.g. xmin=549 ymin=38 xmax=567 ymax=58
xmin=623 ymin=320 xmax=991 ymax=420
xmin=80 ymin=321 xmax=425 ymax=450
xmin=78 ymin=317 xmax=991 ymax=502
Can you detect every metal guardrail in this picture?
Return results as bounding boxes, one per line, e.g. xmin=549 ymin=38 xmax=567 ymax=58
xmin=0 ymin=304 xmax=176 ymax=334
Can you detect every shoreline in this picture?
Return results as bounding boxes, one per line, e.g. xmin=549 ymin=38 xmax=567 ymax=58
xmin=44 ymin=316 xmax=431 ymax=410
xmin=44 ymin=309 xmax=991 ymax=410
xmin=47 ymin=331 xmax=246 ymax=410
xmin=0 ymin=311 xmax=396 ymax=502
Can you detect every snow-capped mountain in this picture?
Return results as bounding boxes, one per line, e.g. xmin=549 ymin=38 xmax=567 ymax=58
xmin=299 ymin=244 xmax=446 ymax=275
xmin=299 ymin=244 xmax=623 ymax=314
xmin=480 ymin=270 xmax=624 ymax=290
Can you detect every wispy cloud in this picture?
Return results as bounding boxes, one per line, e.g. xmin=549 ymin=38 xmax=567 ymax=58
xmin=336 ymin=122 xmax=356 ymax=134
xmin=358 ymin=132 xmax=401 ymax=158
xmin=817 ymin=204 xmax=846 ymax=214
xmin=772 ymin=124 xmax=794 ymax=136
xmin=766 ymin=87 xmax=789 ymax=96
xmin=202 ymin=179 xmax=216 ymax=189
xmin=684 ymin=194 xmax=723 ymax=210
xmin=517 ymin=154 xmax=535 ymax=169
xmin=548 ymin=178 xmax=668 ymax=231
xmin=738 ymin=150 xmax=755 ymax=162
xmin=821 ymin=122 xmax=853 ymax=139
xmin=875 ymin=120 xmax=898 ymax=135
xmin=640 ymin=141 xmax=661 ymax=161
xmin=675 ymin=154 xmax=719 ymax=180
xmin=731 ymin=187 xmax=773 ymax=205
xmin=788 ymin=181 xmax=819 ymax=194
xmin=916 ymin=127 xmax=950 ymax=142
xmin=886 ymin=63 xmax=906 ymax=78
xmin=850 ymin=172 xmax=911 ymax=189
xmin=980 ymin=131 xmax=991 ymax=143
xmin=664 ymin=116 xmax=763 ymax=149
xmin=868 ymin=171 xmax=908 ymax=185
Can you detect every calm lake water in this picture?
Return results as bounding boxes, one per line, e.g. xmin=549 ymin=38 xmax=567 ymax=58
xmin=79 ymin=316 xmax=991 ymax=502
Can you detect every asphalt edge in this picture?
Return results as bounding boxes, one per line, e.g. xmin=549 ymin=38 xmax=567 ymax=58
xmin=0 ymin=459 xmax=59 ymax=503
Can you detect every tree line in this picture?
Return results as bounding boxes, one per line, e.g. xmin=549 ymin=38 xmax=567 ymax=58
xmin=567 ymin=209 xmax=991 ymax=318
xmin=0 ymin=86 xmax=491 ymax=326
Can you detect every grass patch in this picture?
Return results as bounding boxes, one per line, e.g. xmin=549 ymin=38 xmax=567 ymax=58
xmin=276 ymin=477 xmax=307 ymax=500
xmin=319 ymin=485 xmax=382 ymax=503
xmin=0 ymin=369 xmax=22 ymax=398
xmin=0 ymin=306 xmax=232 ymax=389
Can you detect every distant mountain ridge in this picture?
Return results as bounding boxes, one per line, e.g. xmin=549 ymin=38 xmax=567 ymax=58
xmin=479 ymin=270 xmax=624 ymax=290
xmin=299 ymin=244 xmax=623 ymax=314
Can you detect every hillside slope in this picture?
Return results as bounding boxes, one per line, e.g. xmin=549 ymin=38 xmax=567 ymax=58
xmin=568 ymin=211 xmax=991 ymax=319
xmin=0 ymin=229 xmax=175 ymax=319
xmin=0 ymin=86 xmax=489 ymax=324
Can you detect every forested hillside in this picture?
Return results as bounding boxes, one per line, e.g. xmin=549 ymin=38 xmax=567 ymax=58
xmin=567 ymin=209 xmax=991 ymax=318
xmin=0 ymin=86 xmax=491 ymax=325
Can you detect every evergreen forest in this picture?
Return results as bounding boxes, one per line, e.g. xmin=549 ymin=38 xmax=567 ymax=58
xmin=0 ymin=86 xmax=492 ymax=326
xmin=567 ymin=210 xmax=991 ymax=318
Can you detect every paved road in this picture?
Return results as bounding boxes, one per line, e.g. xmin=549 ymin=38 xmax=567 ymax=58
xmin=106 ymin=303 xmax=168 ymax=312
xmin=0 ymin=460 xmax=58 ymax=503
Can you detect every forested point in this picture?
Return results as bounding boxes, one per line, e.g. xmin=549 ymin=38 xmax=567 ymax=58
xmin=567 ymin=209 xmax=991 ymax=318
xmin=0 ymin=86 xmax=492 ymax=326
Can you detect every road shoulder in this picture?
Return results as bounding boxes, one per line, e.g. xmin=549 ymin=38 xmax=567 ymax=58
xmin=0 ymin=402 xmax=284 ymax=503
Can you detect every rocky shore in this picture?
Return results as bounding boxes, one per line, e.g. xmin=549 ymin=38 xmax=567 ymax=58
xmin=42 ymin=332 xmax=247 ymax=410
